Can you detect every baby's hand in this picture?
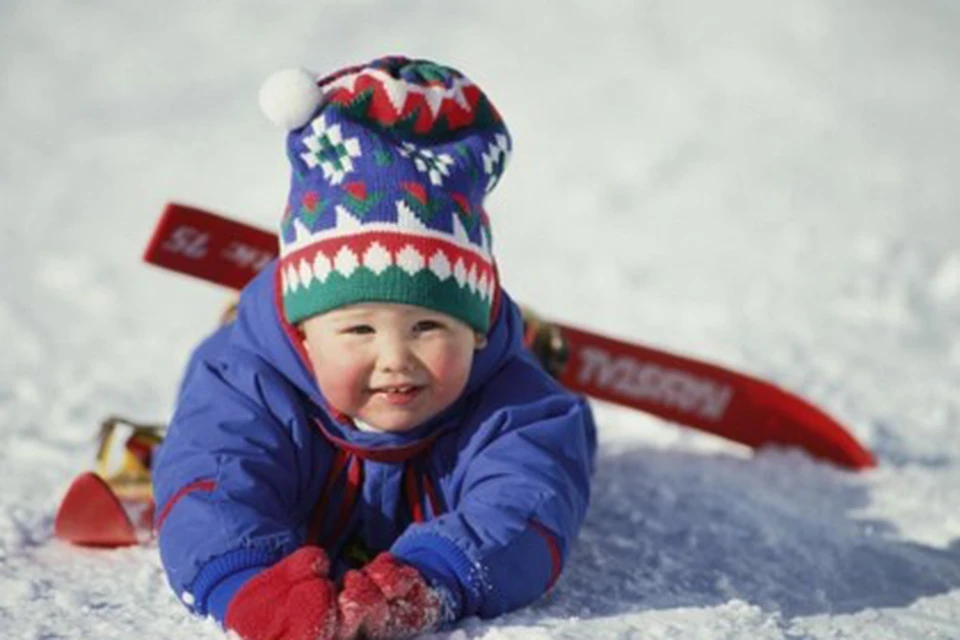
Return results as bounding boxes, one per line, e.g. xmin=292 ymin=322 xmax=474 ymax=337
xmin=336 ymin=553 xmax=441 ymax=640
xmin=226 ymin=546 xmax=338 ymax=640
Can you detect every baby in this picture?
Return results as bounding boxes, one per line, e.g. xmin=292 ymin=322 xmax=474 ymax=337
xmin=154 ymin=56 xmax=597 ymax=640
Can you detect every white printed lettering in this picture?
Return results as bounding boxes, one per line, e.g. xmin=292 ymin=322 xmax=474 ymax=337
xmin=576 ymin=346 xmax=734 ymax=422
xmin=161 ymin=226 xmax=209 ymax=259
xmin=222 ymin=242 xmax=273 ymax=272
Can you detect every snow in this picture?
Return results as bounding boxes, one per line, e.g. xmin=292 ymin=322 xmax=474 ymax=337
xmin=2 ymin=0 xmax=960 ymax=638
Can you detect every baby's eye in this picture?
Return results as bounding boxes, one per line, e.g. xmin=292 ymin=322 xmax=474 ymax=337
xmin=413 ymin=320 xmax=443 ymax=333
xmin=343 ymin=325 xmax=374 ymax=335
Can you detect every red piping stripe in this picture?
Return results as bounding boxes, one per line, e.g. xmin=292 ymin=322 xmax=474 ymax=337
xmin=155 ymin=479 xmax=216 ymax=533
xmin=404 ymin=466 xmax=425 ymax=523
xmin=529 ymin=520 xmax=562 ymax=590
xmin=307 ymin=449 xmax=350 ymax=543
xmin=422 ymin=472 xmax=444 ymax=518
xmin=273 ymin=265 xmax=314 ymax=374
xmin=324 ymin=455 xmax=364 ymax=547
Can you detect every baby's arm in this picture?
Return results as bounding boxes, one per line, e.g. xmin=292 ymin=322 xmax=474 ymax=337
xmin=391 ymin=388 xmax=597 ymax=624
xmin=154 ymin=339 xmax=327 ymax=624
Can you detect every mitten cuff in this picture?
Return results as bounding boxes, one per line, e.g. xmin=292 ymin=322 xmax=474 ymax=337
xmin=208 ymin=567 xmax=263 ymax=624
xmin=186 ymin=546 xmax=278 ymax=620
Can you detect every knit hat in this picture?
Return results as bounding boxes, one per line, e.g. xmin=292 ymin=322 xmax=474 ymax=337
xmin=260 ymin=56 xmax=512 ymax=334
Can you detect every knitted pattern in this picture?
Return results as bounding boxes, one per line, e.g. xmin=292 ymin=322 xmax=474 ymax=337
xmin=271 ymin=56 xmax=512 ymax=332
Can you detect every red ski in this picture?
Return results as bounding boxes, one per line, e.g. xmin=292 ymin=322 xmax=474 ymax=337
xmin=55 ymin=472 xmax=141 ymax=547
xmin=142 ymin=203 xmax=874 ymax=470
xmin=54 ymin=417 xmax=164 ymax=547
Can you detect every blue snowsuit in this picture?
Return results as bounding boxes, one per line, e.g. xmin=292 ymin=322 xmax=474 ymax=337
xmin=153 ymin=263 xmax=597 ymax=626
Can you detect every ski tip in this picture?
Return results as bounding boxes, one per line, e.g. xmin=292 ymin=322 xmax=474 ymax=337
xmin=824 ymin=440 xmax=876 ymax=470
xmin=845 ymin=442 xmax=876 ymax=470
xmin=781 ymin=391 xmax=877 ymax=471
xmin=54 ymin=472 xmax=139 ymax=548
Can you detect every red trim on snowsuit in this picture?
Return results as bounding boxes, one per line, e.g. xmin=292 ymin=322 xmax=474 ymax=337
xmin=307 ymin=449 xmax=350 ymax=544
xmin=421 ymin=471 xmax=444 ymax=518
xmin=307 ymin=421 xmax=447 ymax=548
xmin=404 ymin=465 xmax=425 ymax=523
xmin=328 ymin=455 xmax=364 ymax=547
xmin=155 ymin=479 xmax=216 ymax=533
xmin=273 ymin=266 xmax=314 ymax=372
xmin=529 ymin=520 xmax=562 ymax=590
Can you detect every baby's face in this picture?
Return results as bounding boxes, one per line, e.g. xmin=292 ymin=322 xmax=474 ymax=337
xmin=300 ymin=302 xmax=484 ymax=433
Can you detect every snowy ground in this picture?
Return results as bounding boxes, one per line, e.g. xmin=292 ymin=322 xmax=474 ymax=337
xmin=2 ymin=1 xmax=960 ymax=638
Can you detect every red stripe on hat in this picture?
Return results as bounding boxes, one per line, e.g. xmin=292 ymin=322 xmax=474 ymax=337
xmin=282 ymin=231 xmax=495 ymax=283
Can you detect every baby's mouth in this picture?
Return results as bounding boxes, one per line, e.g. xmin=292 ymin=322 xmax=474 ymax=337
xmin=371 ymin=385 xmax=424 ymax=405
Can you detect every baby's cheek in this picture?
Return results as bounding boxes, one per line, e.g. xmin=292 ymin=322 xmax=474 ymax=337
xmin=316 ymin=362 xmax=367 ymax=407
xmin=431 ymin=350 xmax=473 ymax=389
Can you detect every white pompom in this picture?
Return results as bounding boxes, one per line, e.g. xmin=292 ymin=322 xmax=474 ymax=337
xmin=258 ymin=68 xmax=324 ymax=130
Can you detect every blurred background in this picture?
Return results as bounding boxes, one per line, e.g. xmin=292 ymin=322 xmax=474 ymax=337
xmin=3 ymin=0 xmax=957 ymax=457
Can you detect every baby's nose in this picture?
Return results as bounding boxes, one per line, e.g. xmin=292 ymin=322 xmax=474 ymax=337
xmin=378 ymin=340 xmax=415 ymax=372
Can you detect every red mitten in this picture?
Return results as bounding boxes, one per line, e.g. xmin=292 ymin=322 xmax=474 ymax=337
xmin=225 ymin=546 xmax=338 ymax=640
xmin=336 ymin=553 xmax=442 ymax=640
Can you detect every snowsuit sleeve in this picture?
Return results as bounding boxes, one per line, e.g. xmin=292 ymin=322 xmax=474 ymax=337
xmin=391 ymin=355 xmax=597 ymax=622
xmin=153 ymin=326 xmax=328 ymax=621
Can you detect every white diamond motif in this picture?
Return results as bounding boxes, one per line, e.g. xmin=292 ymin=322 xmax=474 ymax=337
xmin=363 ymin=243 xmax=392 ymax=275
xmin=453 ymin=259 xmax=467 ymax=287
xmin=429 ymin=251 xmax=451 ymax=280
xmin=287 ymin=264 xmax=300 ymax=292
xmin=466 ymin=264 xmax=478 ymax=293
xmin=299 ymin=259 xmax=313 ymax=288
xmin=313 ymin=251 xmax=331 ymax=283
xmin=396 ymin=245 xmax=425 ymax=276
xmin=334 ymin=246 xmax=359 ymax=277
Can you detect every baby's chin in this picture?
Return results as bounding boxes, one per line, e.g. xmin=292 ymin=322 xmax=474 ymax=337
xmin=364 ymin=420 xmax=421 ymax=433
xmin=354 ymin=406 xmax=445 ymax=433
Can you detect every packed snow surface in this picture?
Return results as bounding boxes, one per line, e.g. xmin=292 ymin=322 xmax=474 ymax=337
xmin=2 ymin=1 xmax=959 ymax=638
